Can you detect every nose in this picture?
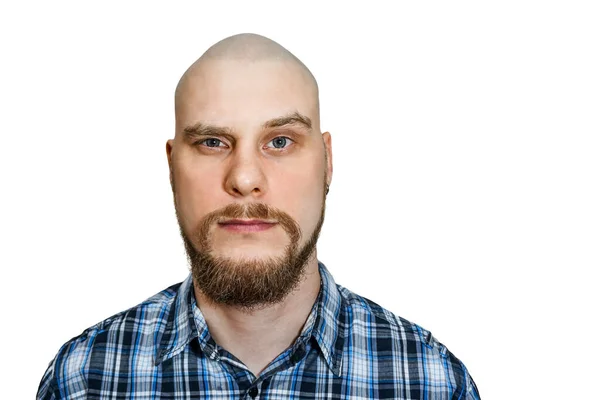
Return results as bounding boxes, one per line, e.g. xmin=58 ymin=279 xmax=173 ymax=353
xmin=223 ymin=148 xmax=267 ymax=199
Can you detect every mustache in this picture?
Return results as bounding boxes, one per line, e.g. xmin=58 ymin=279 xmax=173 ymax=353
xmin=197 ymin=203 xmax=302 ymax=245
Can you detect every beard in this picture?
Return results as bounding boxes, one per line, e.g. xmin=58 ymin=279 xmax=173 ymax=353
xmin=173 ymin=180 xmax=327 ymax=311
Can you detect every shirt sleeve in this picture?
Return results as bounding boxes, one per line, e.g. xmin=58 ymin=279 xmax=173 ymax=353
xmin=463 ymin=372 xmax=481 ymax=400
xmin=37 ymin=357 xmax=59 ymax=400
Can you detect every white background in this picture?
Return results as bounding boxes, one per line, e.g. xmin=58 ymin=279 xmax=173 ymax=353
xmin=1 ymin=1 xmax=599 ymax=399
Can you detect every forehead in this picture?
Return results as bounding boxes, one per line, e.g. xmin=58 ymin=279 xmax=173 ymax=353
xmin=176 ymin=59 xmax=318 ymax=132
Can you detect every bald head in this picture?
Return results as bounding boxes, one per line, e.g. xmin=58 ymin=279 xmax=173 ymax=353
xmin=201 ymin=33 xmax=313 ymax=65
xmin=174 ymin=33 xmax=320 ymax=135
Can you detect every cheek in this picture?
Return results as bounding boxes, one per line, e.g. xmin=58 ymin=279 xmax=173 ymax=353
xmin=173 ymin=159 xmax=222 ymax=231
xmin=277 ymin=161 xmax=326 ymax=236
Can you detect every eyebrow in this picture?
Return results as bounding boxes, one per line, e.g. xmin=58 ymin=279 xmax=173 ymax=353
xmin=262 ymin=112 xmax=312 ymax=130
xmin=182 ymin=111 xmax=312 ymax=141
xmin=182 ymin=124 xmax=234 ymax=140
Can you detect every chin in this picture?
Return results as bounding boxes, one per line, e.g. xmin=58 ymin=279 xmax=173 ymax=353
xmin=213 ymin=246 xmax=285 ymax=262
xmin=211 ymin=227 xmax=310 ymax=259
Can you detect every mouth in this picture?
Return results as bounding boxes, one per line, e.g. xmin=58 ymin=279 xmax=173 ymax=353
xmin=218 ymin=219 xmax=278 ymax=233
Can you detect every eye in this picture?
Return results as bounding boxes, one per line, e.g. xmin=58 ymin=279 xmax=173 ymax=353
xmin=199 ymin=138 xmax=225 ymax=148
xmin=266 ymin=136 xmax=292 ymax=149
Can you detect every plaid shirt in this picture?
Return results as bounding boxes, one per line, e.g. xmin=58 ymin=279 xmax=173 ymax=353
xmin=38 ymin=262 xmax=480 ymax=399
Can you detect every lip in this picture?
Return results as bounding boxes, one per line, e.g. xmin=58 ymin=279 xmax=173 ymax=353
xmin=218 ymin=219 xmax=278 ymax=232
xmin=220 ymin=219 xmax=277 ymax=225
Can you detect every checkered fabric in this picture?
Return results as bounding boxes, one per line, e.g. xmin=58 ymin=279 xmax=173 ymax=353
xmin=38 ymin=262 xmax=480 ymax=399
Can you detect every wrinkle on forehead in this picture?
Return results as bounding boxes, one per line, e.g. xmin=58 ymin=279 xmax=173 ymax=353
xmin=174 ymin=33 xmax=319 ymax=129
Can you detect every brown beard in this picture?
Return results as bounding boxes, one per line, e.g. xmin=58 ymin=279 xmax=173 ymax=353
xmin=174 ymin=183 xmax=327 ymax=311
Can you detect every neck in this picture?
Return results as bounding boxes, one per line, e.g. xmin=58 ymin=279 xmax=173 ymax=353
xmin=193 ymin=257 xmax=321 ymax=378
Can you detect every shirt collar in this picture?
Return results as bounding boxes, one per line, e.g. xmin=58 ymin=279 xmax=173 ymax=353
xmin=155 ymin=273 xmax=198 ymax=365
xmin=155 ymin=262 xmax=346 ymax=376
xmin=305 ymin=262 xmax=346 ymax=376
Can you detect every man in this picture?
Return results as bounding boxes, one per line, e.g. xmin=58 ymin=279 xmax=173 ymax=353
xmin=38 ymin=33 xmax=480 ymax=399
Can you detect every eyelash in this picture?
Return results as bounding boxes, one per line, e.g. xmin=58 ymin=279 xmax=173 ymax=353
xmin=195 ymin=136 xmax=294 ymax=151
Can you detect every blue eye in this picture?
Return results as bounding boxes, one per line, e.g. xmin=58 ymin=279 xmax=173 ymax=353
xmin=267 ymin=137 xmax=290 ymax=149
xmin=201 ymin=138 xmax=223 ymax=148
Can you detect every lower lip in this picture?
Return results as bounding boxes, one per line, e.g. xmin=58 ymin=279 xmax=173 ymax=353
xmin=219 ymin=223 xmax=277 ymax=232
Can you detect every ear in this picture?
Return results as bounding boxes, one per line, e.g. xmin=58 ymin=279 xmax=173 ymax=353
xmin=166 ymin=139 xmax=174 ymax=188
xmin=322 ymin=131 xmax=333 ymax=186
xmin=166 ymin=139 xmax=174 ymax=168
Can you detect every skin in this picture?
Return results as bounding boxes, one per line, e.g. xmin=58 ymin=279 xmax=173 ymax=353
xmin=165 ymin=34 xmax=333 ymax=377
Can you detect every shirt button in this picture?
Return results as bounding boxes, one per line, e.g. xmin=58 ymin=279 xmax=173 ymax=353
xmin=248 ymin=386 xmax=259 ymax=398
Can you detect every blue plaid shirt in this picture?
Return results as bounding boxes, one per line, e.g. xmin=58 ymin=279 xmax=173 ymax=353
xmin=38 ymin=262 xmax=480 ymax=399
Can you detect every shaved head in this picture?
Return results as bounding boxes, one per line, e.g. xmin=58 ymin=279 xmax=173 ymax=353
xmin=197 ymin=33 xmax=313 ymax=66
xmin=175 ymin=33 xmax=319 ymax=131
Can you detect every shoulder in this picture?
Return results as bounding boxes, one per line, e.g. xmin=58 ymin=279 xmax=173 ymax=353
xmin=338 ymin=283 xmax=429 ymax=344
xmin=337 ymin=284 xmax=477 ymax=397
xmin=71 ymin=280 xmax=181 ymax=349
xmin=83 ymin=281 xmax=182 ymax=337
xmin=38 ymin=281 xmax=183 ymax=399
